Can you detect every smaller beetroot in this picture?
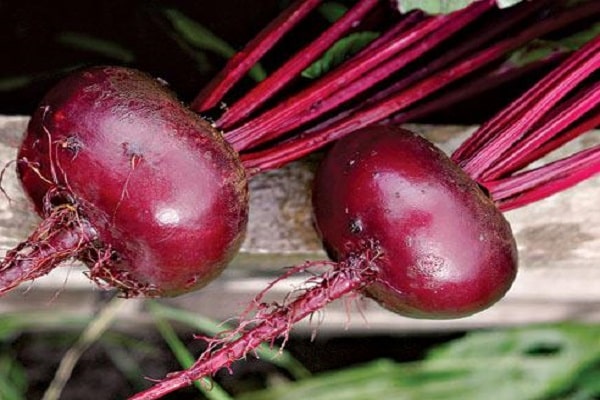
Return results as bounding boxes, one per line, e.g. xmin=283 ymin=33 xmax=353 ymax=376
xmin=313 ymin=126 xmax=517 ymax=318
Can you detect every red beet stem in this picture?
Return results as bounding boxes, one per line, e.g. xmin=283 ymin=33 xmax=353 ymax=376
xmin=240 ymin=3 xmax=594 ymax=173
xmin=224 ymin=11 xmax=435 ymax=150
xmin=190 ymin=0 xmax=321 ymax=112
xmin=452 ymin=31 xmax=600 ymax=173
xmin=228 ymin=0 xmax=494 ymax=152
xmin=216 ymin=0 xmax=380 ymax=130
xmin=509 ymin=109 xmax=600 ymax=172
xmin=487 ymin=144 xmax=600 ymax=211
xmin=482 ymin=81 xmax=600 ymax=180
xmin=129 ymin=257 xmax=378 ymax=400
xmin=386 ymin=54 xmax=565 ymax=125
xmin=359 ymin=0 xmax=549 ymax=124
xmin=0 ymin=206 xmax=96 ymax=295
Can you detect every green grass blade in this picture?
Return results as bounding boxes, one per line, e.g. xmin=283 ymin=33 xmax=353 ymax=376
xmin=0 ymin=312 xmax=92 ymax=340
xmin=41 ymin=296 xmax=126 ymax=400
xmin=147 ymin=301 xmax=310 ymax=379
xmin=101 ymin=342 xmax=151 ymax=392
xmin=0 ymin=354 xmax=27 ymax=400
xmin=150 ymin=307 xmax=233 ymax=400
xmin=162 ymin=9 xmax=266 ymax=81
xmin=56 ymin=32 xmax=135 ymax=63
xmin=238 ymin=324 xmax=600 ymax=400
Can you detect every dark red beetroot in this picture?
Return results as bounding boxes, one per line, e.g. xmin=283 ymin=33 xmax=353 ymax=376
xmin=4 ymin=67 xmax=248 ymax=296
xmin=312 ymin=126 xmax=517 ymax=318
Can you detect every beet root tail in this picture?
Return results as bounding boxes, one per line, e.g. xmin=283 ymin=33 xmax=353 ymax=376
xmin=129 ymin=256 xmax=379 ymax=400
xmin=0 ymin=205 xmax=96 ymax=295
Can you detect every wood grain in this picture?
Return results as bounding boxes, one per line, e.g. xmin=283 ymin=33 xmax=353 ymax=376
xmin=1 ymin=116 xmax=598 ymax=332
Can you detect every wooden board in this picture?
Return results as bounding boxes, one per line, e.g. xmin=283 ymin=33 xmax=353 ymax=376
xmin=1 ymin=116 xmax=599 ymax=333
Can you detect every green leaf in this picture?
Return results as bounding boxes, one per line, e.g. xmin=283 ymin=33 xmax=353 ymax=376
xmin=162 ymin=9 xmax=266 ymax=81
xmin=56 ymin=32 xmax=135 ymax=63
xmin=238 ymin=324 xmax=600 ymax=400
xmin=0 ymin=65 xmax=83 ymax=92
xmin=394 ymin=0 xmax=525 ymax=14
xmin=496 ymin=0 xmax=523 ymax=9
xmin=422 ymin=325 xmax=600 ymax=400
xmin=0 ymin=76 xmax=35 ymax=92
xmin=0 ymin=354 xmax=27 ymax=400
xmin=504 ymin=23 xmax=600 ymax=68
xmin=238 ymin=359 xmax=402 ymax=400
xmin=302 ymin=31 xmax=380 ymax=79
xmin=558 ymin=22 xmax=600 ymax=50
xmin=318 ymin=2 xmax=349 ymax=23
xmin=505 ymin=39 xmax=565 ymax=68
xmin=566 ymin=363 xmax=600 ymax=399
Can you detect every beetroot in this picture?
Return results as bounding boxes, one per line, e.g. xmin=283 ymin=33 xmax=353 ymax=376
xmin=312 ymin=126 xmax=517 ymax=318
xmin=4 ymin=67 xmax=248 ymax=296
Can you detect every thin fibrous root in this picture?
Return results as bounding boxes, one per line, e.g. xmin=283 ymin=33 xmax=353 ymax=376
xmin=129 ymin=252 xmax=380 ymax=400
xmin=0 ymin=200 xmax=96 ymax=295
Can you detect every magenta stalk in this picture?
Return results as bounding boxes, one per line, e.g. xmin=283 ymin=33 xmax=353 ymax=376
xmin=190 ymin=0 xmax=322 ymax=112
xmin=216 ymin=0 xmax=380 ymax=130
xmin=241 ymin=2 xmax=596 ymax=173
xmin=488 ymin=145 xmax=600 ymax=211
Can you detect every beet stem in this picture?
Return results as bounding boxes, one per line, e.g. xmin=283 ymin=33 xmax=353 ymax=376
xmin=241 ymin=3 xmax=595 ymax=173
xmin=129 ymin=257 xmax=378 ymax=400
xmin=458 ymin=35 xmax=600 ymax=180
xmin=386 ymin=54 xmax=565 ymax=125
xmin=0 ymin=206 xmax=96 ymax=295
xmin=488 ymin=144 xmax=600 ymax=211
xmin=224 ymin=11 xmax=434 ymax=150
xmin=361 ymin=0 xmax=549 ymax=125
xmin=190 ymin=0 xmax=321 ymax=113
xmin=229 ymin=1 xmax=495 ymax=152
xmin=482 ymin=81 xmax=600 ymax=180
xmin=461 ymin=37 xmax=600 ymax=179
xmin=216 ymin=0 xmax=380 ymax=130
xmin=509 ymin=109 xmax=600 ymax=172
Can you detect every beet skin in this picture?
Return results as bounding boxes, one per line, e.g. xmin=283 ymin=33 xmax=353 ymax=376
xmin=312 ymin=126 xmax=518 ymax=318
xmin=17 ymin=67 xmax=248 ymax=296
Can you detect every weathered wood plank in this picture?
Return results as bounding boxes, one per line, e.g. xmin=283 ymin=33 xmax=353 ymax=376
xmin=0 ymin=116 xmax=599 ymax=332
